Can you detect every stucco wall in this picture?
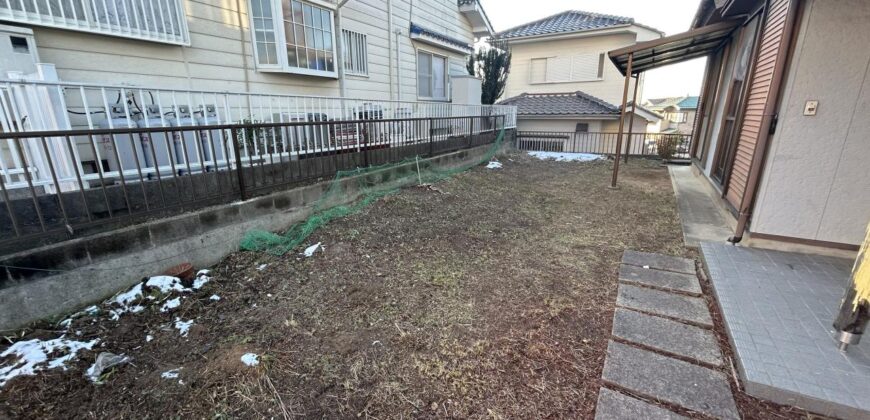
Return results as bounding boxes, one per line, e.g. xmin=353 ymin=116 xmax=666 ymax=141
xmin=516 ymin=118 xmax=606 ymax=133
xmin=503 ymin=26 xmax=661 ymax=106
xmin=751 ymin=0 xmax=870 ymax=246
xmin=21 ymin=0 xmax=474 ymax=101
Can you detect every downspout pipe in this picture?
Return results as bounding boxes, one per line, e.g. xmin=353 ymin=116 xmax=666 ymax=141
xmin=335 ymin=1 xmax=352 ymax=113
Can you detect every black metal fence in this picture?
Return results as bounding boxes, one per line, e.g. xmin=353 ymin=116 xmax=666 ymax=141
xmin=516 ymin=131 xmax=692 ymax=159
xmin=0 ymin=115 xmax=505 ymax=254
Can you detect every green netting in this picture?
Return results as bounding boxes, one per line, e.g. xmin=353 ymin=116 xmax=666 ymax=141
xmin=239 ymin=125 xmax=507 ymax=255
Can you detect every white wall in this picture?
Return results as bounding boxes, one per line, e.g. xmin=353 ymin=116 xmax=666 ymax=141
xmin=503 ymin=26 xmax=660 ymax=106
xmin=516 ymin=118 xmax=606 ymax=132
xmin=751 ymin=0 xmax=870 ymax=246
xmin=20 ymin=0 xmax=475 ymax=101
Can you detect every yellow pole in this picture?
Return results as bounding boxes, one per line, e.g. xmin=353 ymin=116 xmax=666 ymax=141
xmin=833 ymin=221 xmax=870 ymax=351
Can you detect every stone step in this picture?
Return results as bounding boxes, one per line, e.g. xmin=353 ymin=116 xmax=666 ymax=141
xmin=618 ymin=263 xmax=702 ymax=295
xmin=602 ymin=341 xmax=739 ymax=420
xmin=622 ymin=250 xmax=696 ymax=275
xmin=617 ymin=284 xmax=713 ymax=327
xmin=595 ymin=387 xmax=688 ymax=420
xmin=612 ymin=308 xmax=723 ymax=366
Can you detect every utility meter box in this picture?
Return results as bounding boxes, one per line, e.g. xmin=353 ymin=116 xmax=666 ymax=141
xmin=0 ymin=24 xmax=39 ymax=77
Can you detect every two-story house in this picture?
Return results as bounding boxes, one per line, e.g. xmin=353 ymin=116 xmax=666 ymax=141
xmin=645 ymin=95 xmax=699 ymax=134
xmin=496 ymin=10 xmax=663 ymax=134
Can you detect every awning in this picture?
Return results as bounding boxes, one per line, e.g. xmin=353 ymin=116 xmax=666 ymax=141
xmin=608 ymin=19 xmax=741 ymax=75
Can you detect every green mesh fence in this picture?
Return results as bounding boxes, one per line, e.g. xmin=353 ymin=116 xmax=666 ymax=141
xmin=239 ymin=125 xmax=507 ymax=255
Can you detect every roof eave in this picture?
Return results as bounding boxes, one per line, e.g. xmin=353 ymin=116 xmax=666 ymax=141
xmin=499 ymin=24 xmax=635 ymax=43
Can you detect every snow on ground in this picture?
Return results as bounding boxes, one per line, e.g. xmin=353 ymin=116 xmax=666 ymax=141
xmin=174 ymin=318 xmax=193 ymax=337
xmin=256 ymin=264 xmax=268 ymax=271
xmin=303 ymin=243 xmax=323 ymax=257
xmin=486 ymin=161 xmax=503 ymax=169
xmin=161 ymin=368 xmax=181 ymax=379
xmin=107 ymin=272 xmax=212 ymax=320
xmin=209 ymin=295 xmax=221 ymax=301
xmin=240 ymin=353 xmax=260 ymax=367
xmin=160 ymin=297 xmax=182 ymax=313
xmin=528 ymin=151 xmax=604 ymax=162
xmin=0 ymin=338 xmax=99 ymax=387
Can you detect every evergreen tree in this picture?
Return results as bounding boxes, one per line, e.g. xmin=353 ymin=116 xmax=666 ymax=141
xmin=467 ymin=39 xmax=512 ymax=105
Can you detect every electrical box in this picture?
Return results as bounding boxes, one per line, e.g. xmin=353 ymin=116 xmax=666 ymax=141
xmin=0 ymin=24 xmax=40 ymax=77
xmin=804 ymin=100 xmax=819 ymax=116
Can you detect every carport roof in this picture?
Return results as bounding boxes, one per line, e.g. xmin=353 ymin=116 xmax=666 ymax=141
xmin=609 ymin=19 xmax=741 ymax=75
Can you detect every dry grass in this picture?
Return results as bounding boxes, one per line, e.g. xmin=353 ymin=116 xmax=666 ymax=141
xmin=0 ymin=153 xmax=796 ymax=419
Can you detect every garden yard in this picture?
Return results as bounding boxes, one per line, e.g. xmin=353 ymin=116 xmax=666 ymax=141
xmin=0 ymin=153 xmax=815 ymax=419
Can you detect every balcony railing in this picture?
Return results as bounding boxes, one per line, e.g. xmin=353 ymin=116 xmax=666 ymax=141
xmin=0 ymin=78 xmax=516 ymax=195
xmin=516 ymin=131 xmax=692 ymax=159
xmin=0 ymin=0 xmax=190 ymax=45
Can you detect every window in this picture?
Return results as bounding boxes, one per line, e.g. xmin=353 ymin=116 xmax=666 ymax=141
xmin=575 ymin=123 xmax=589 ymax=133
xmin=342 ymin=30 xmax=368 ymax=76
xmin=667 ymin=112 xmax=688 ymax=123
xmin=530 ymin=53 xmax=605 ymax=83
xmin=417 ymin=51 xmax=448 ymax=100
xmin=10 ymin=36 xmax=29 ymax=53
xmin=250 ymin=0 xmax=336 ymax=77
xmin=0 ymin=0 xmax=189 ymax=45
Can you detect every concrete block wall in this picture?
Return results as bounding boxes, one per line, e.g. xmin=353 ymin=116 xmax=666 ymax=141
xmin=0 ymin=137 xmax=508 ymax=331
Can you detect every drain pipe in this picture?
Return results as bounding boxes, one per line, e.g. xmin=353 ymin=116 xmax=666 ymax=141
xmin=336 ymin=0 xmax=351 ymax=100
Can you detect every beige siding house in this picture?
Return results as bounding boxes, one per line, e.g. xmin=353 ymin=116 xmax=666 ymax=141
xmin=0 ymin=0 xmax=492 ymax=102
xmin=497 ymin=10 xmax=662 ymax=134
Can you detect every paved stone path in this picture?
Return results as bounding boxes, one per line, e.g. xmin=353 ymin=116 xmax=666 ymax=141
xmin=595 ymin=251 xmax=739 ymax=420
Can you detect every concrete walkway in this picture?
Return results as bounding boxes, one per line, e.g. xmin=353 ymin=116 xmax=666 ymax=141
xmin=702 ymin=242 xmax=869 ymax=419
xmin=596 ymin=250 xmax=739 ymax=419
xmin=668 ymin=166 xmax=733 ymax=247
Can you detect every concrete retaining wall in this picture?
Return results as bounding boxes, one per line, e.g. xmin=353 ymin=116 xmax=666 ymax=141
xmin=0 ymin=139 xmax=507 ymax=331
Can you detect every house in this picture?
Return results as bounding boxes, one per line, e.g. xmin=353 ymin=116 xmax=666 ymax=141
xmin=0 ymin=0 xmax=517 ymax=195
xmin=0 ymin=0 xmax=494 ymax=102
xmin=608 ymin=0 xmax=870 ymax=252
xmin=495 ymin=10 xmax=663 ymax=134
xmin=644 ymin=95 xmax=699 ymax=134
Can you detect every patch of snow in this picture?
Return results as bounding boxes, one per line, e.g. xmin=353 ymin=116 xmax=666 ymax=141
xmin=256 ymin=264 xmax=268 ymax=271
xmin=160 ymin=297 xmax=182 ymax=313
xmin=146 ymin=334 xmax=154 ymax=343
xmin=642 ymin=265 xmax=650 ymax=269
xmin=192 ymin=273 xmax=210 ymax=290
xmin=303 ymin=242 xmax=322 ymax=257
xmin=0 ymin=338 xmax=99 ymax=387
xmin=209 ymin=295 xmax=221 ymax=301
xmin=161 ymin=368 xmax=181 ymax=379
xmin=197 ymin=269 xmax=210 ymax=277
xmin=485 ymin=161 xmax=502 ymax=169
xmin=174 ymin=318 xmax=193 ymax=337
xmin=240 ymin=353 xmax=260 ymax=367
xmin=528 ymin=151 xmax=604 ymax=162
xmin=145 ymin=276 xmax=189 ymax=294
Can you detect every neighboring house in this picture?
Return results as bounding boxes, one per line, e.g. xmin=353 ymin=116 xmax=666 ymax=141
xmin=495 ymin=10 xmax=663 ymax=133
xmin=608 ymin=0 xmax=870 ymax=250
xmin=0 ymin=1 xmax=516 ymax=184
xmin=0 ymin=0 xmax=493 ymax=103
xmin=645 ymin=95 xmax=699 ymax=134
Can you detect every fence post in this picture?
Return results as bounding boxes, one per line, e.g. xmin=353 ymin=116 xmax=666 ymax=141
xmin=428 ymin=117 xmax=434 ymax=157
xmin=468 ymin=116 xmax=473 ymax=148
xmin=230 ymin=127 xmax=247 ymax=201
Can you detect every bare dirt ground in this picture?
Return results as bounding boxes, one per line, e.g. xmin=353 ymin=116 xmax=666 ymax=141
xmin=1 ymin=153 xmax=821 ymax=419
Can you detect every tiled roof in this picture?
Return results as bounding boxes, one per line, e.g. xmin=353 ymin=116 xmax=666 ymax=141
xmin=677 ymin=96 xmax=700 ymax=109
xmin=496 ymin=10 xmax=634 ymax=40
xmin=499 ymin=91 xmax=620 ymax=116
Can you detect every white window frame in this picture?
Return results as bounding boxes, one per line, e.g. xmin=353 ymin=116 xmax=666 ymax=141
xmin=248 ymin=0 xmax=338 ymax=78
xmin=342 ymin=29 xmax=368 ymax=76
xmin=416 ymin=49 xmax=449 ymax=101
xmin=529 ymin=53 xmax=606 ymax=84
xmin=0 ymin=0 xmax=190 ymax=45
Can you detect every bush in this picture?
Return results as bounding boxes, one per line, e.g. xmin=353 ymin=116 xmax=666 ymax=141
xmin=656 ymin=136 xmax=678 ymax=160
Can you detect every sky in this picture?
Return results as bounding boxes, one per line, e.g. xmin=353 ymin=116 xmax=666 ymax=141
xmin=479 ymin=0 xmax=706 ymax=101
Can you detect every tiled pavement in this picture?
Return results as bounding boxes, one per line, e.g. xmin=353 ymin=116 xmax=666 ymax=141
xmin=701 ymin=242 xmax=870 ymax=419
xmin=596 ymin=251 xmax=738 ymax=419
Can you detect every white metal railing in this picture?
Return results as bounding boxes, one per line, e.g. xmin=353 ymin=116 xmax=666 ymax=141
xmin=0 ymin=78 xmax=517 ymax=192
xmin=0 ymin=0 xmax=190 ymax=45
